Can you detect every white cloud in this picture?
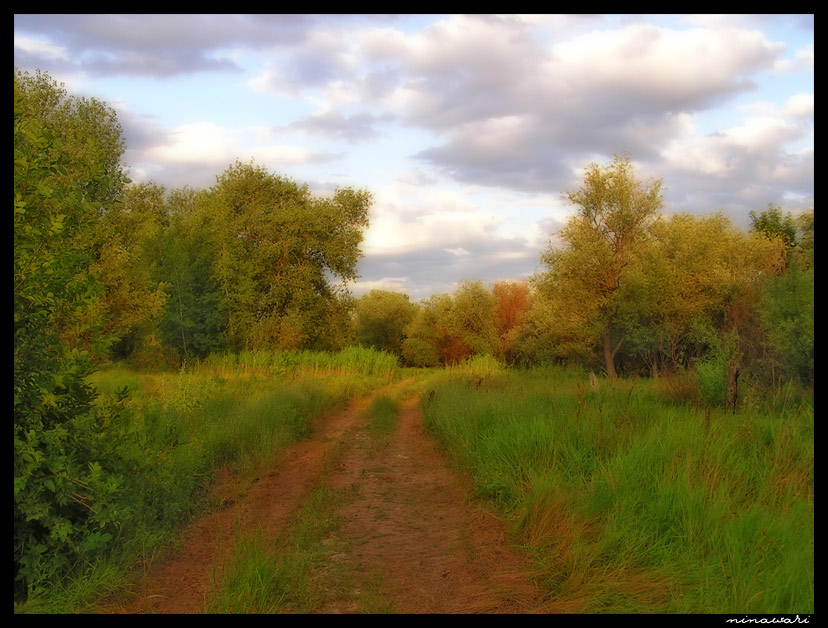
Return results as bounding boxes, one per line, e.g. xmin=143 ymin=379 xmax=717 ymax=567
xmin=784 ymin=93 xmax=814 ymax=119
xmin=14 ymin=35 xmax=69 ymax=60
xmin=725 ymin=116 xmax=805 ymax=153
xmin=351 ymin=277 xmax=411 ymax=295
xmin=796 ymin=44 xmax=814 ymax=67
xmin=146 ymin=122 xmax=237 ymax=165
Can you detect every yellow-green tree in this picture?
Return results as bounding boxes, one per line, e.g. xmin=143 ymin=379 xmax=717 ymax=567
xmin=92 ymin=182 xmax=170 ymax=360
xmin=633 ymin=213 xmax=786 ymax=376
xmin=401 ymin=281 xmax=499 ymax=366
xmin=195 ymin=161 xmax=372 ymax=352
xmin=537 ymin=154 xmax=663 ymax=377
xmin=355 ymin=290 xmax=418 ymax=358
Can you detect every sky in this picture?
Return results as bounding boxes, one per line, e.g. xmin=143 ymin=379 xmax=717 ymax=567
xmin=14 ymin=14 xmax=814 ymax=301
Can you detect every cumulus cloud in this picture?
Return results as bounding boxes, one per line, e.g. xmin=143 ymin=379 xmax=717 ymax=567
xmin=14 ymin=35 xmax=69 ymax=61
xmin=13 ymin=14 xmax=347 ymax=78
xmin=14 ymin=14 xmax=813 ymax=297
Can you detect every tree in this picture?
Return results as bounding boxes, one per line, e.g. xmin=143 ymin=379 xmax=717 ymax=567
xmin=754 ymin=207 xmax=814 ymax=385
xmin=758 ymin=266 xmax=814 ymax=384
xmin=449 ymin=280 xmax=500 ymax=359
xmin=401 ymin=282 xmax=499 ymax=367
xmin=354 ymin=290 xmax=418 ymax=357
xmin=538 ymin=154 xmax=663 ymax=377
xmin=14 ymin=69 xmax=131 ymax=596
xmin=155 ymin=206 xmax=228 ymax=361
xmin=92 ymin=182 xmax=169 ymax=360
xmin=492 ymin=280 xmax=532 ymax=363
xmin=197 ymin=161 xmax=372 ymax=352
xmin=750 ymin=203 xmax=798 ymax=249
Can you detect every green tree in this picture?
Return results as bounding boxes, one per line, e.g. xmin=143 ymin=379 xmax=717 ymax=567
xmin=197 ymin=161 xmax=372 ymax=351
xmin=401 ymin=282 xmax=498 ymax=367
xmin=448 ymin=280 xmax=500 ymax=359
xmin=14 ymin=69 xmax=132 ymax=596
xmin=354 ymin=290 xmax=418 ymax=357
xmin=758 ymin=267 xmax=814 ymax=384
xmin=750 ymin=203 xmax=798 ymax=249
xmin=794 ymin=209 xmax=814 ymax=270
xmin=538 ymin=154 xmax=663 ymax=377
xmin=92 ymin=182 xmax=169 ymax=360
xmin=401 ymin=296 xmax=446 ymax=367
xmin=155 ymin=205 xmax=228 ymax=361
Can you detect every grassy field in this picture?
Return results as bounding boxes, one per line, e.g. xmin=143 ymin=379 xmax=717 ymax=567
xmin=17 ymin=348 xmax=401 ymax=613
xmin=420 ymin=364 xmax=814 ymax=613
xmin=17 ymin=352 xmax=813 ymax=614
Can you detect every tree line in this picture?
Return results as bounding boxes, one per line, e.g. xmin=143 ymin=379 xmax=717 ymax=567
xmin=13 ymin=69 xmax=813 ymax=596
xmin=358 ymin=157 xmax=812 ymax=393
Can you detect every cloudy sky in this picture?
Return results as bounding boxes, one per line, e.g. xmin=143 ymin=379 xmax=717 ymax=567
xmin=14 ymin=14 xmax=814 ymax=300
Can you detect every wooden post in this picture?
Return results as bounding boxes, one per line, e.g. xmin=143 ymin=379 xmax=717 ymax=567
xmin=589 ymin=371 xmax=599 ymax=390
xmin=725 ymin=361 xmax=740 ymax=413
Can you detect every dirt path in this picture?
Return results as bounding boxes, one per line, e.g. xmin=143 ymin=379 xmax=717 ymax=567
xmin=317 ymin=395 xmax=543 ymax=613
xmin=99 ymin=383 xmax=544 ymax=614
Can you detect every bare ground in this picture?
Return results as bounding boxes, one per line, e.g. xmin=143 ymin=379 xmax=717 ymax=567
xmin=98 ymin=382 xmax=546 ymax=614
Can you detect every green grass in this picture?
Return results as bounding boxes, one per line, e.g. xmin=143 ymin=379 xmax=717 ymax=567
xmin=203 ymin=346 xmax=401 ymax=379
xmin=17 ymin=349 xmax=400 ymax=613
xmin=364 ymin=395 xmax=400 ymax=435
xmin=420 ymin=366 xmax=814 ymax=614
xmin=206 ymin=486 xmax=343 ymax=614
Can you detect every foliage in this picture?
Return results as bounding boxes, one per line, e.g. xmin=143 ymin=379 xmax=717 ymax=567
xmin=536 ymin=154 xmax=663 ymax=377
xmin=492 ymin=280 xmax=532 ymax=362
xmin=154 ymin=203 xmax=228 ymax=361
xmin=197 ymin=161 xmax=372 ymax=352
xmin=354 ymin=290 xmax=417 ymax=358
xmin=14 ymin=69 xmax=130 ymax=598
xmin=93 ymin=182 xmax=170 ymax=360
xmin=758 ymin=267 xmax=814 ymax=384
xmin=636 ymin=213 xmax=785 ymax=374
xmin=401 ymin=281 xmax=499 ymax=366
xmin=750 ymin=203 xmax=799 ymax=250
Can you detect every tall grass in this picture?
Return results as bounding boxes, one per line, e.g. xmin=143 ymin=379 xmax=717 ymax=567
xmin=203 ymin=346 xmax=400 ymax=379
xmin=421 ymin=367 xmax=813 ymax=614
xmin=19 ymin=350 xmax=399 ymax=613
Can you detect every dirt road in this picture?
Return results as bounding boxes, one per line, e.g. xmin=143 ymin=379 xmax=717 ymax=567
xmin=100 ymin=383 xmax=544 ymax=614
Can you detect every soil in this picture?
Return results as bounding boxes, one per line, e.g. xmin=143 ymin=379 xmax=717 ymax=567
xmin=97 ymin=381 xmax=546 ymax=614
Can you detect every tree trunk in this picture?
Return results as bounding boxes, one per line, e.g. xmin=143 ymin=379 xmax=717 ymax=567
xmin=603 ymin=330 xmax=623 ymax=379
xmin=726 ymin=361 xmax=740 ymax=413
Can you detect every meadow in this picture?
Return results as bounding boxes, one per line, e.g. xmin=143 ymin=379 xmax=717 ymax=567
xmin=16 ymin=351 xmax=813 ymax=614
xmin=421 ymin=360 xmax=814 ymax=613
xmin=17 ymin=347 xmax=400 ymax=613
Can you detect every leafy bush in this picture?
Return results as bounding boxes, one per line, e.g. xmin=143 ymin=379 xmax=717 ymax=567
xmin=14 ymin=388 xmax=140 ymax=597
xmin=14 ymin=69 xmax=130 ymax=600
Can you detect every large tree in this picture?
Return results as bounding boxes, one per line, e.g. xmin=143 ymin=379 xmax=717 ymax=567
xmin=538 ymin=154 xmax=663 ymax=377
xmin=14 ymin=69 xmax=130 ymax=594
xmin=630 ymin=213 xmax=786 ymax=375
xmin=92 ymin=182 xmax=169 ymax=360
xmin=196 ymin=161 xmax=372 ymax=351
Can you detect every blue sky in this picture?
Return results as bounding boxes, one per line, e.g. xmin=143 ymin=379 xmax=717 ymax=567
xmin=14 ymin=14 xmax=814 ymax=300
